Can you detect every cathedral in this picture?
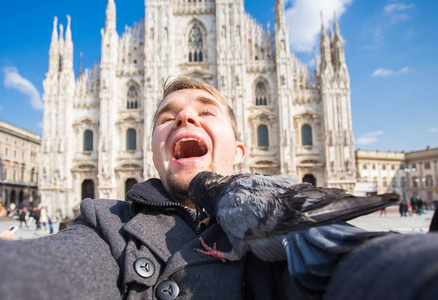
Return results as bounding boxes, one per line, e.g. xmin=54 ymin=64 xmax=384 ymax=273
xmin=39 ymin=0 xmax=356 ymax=218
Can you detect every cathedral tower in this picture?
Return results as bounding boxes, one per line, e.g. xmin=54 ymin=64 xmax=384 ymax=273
xmin=318 ymin=13 xmax=356 ymax=190
xmin=40 ymin=16 xmax=76 ymax=217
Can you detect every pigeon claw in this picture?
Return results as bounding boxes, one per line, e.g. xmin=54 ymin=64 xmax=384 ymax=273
xmin=196 ymin=237 xmax=227 ymax=263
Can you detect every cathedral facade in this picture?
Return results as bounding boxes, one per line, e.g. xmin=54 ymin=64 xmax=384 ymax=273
xmin=40 ymin=0 xmax=356 ymax=218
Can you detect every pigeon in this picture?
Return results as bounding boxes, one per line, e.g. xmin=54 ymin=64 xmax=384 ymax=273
xmin=188 ymin=171 xmax=399 ymax=264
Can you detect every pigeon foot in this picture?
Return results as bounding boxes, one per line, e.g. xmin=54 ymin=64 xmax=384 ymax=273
xmin=196 ymin=237 xmax=227 ymax=263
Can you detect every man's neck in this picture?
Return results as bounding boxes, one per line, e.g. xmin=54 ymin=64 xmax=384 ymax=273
xmin=176 ymin=197 xmax=195 ymax=209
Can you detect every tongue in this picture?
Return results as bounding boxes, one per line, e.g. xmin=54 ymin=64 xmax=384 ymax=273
xmin=177 ymin=140 xmax=206 ymax=159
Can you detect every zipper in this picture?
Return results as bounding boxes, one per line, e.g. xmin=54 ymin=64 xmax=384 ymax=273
xmin=128 ymin=193 xmax=204 ymax=234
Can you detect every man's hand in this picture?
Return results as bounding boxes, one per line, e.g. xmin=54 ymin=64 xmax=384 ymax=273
xmin=0 ymin=227 xmax=16 ymax=240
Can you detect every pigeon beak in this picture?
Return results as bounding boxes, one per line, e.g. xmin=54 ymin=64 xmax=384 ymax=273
xmin=196 ymin=207 xmax=209 ymax=220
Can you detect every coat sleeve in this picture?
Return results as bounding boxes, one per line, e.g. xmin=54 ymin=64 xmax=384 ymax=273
xmin=0 ymin=200 xmax=124 ymax=300
xmin=324 ymin=232 xmax=438 ymax=300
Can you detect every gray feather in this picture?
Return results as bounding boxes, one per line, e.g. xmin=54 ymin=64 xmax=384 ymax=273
xmin=188 ymin=172 xmax=399 ymax=263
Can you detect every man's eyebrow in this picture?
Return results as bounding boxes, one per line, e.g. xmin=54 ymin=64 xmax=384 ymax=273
xmin=156 ymin=95 xmax=222 ymax=119
xmin=155 ymin=101 xmax=179 ymax=120
xmin=194 ymin=95 xmax=222 ymax=108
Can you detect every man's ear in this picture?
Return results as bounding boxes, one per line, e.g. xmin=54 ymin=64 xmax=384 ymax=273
xmin=233 ymin=142 xmax=246 ymax=165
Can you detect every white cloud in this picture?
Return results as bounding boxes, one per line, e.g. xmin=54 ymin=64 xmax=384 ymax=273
xmin=355 ymin=131 xmax=384 ymax=145
xmin=285 ymin=0 xmax=353 ymax=53
xmin=384 ymin=3 xmax=415 ymax=13
xmin=431 ymin=127 xmax=438 ymax=133
xmin=0 ymin=105 xmax=3 ymax=110
xmin=3 ymin=66 xmax=43 ymax=111
xmin=384 ymin=3 xmax=415 ymax=24
xmin=372 ymin=66 xmax=410 ymax=77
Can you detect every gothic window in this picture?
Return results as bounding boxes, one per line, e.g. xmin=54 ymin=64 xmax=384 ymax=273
xmin=301 ymin=124 xmax=312 ymax=146
xmin=127 ymin=84 xmax=138 ymax=109
xmin=84 ymin=130 xmax=93 ymax=151
xmin=126 ymin=128 xmax=137 ymax=150
xmin=188 ymin=25 xmax=203 ymax=62
xmin=392 ymin=178 xmax=396 ymax=187
xmin=257 ymin=125 xmax=269 ymax=147
xmin=81 ymin=179 xmax=95 ymax=200
xmin=255 ymin=82 xmax=267 ymax=106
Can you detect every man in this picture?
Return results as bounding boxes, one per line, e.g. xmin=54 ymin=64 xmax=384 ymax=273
xmin=0 ymin=79 xmax=293 ymax=299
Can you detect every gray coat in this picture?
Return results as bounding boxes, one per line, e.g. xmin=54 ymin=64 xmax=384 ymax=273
xmin=0 ymin=179 xmax=291 ymax=300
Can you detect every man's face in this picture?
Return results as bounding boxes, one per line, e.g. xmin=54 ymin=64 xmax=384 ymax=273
xmin=152 ymin=89 xmax=245 ymax=203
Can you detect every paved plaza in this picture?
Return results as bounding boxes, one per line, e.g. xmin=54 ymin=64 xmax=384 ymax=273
xmin=348 ymin=206 xmax=433 ymax=233
xmin=0 ymin=205 xmax=434 ymax=240
xmin=0 ymin=216 xmax=59 ymax=240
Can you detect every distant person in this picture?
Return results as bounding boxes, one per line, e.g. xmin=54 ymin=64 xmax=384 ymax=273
xmin=411 ymin=197 xmax=418 ymax=214
xmin=399 ymin=200 xmax=408 ymax=217
xmin=48 ymin=216 xmax=54 ymax=234
xmin=417 ymin=198 xmax=424 ymax=215
xmin=19 ymin=207 xmax=28 ymax=228
xmin=7 ymin=203 xmax=16 ymax=217
xmin=39 ymin=206 xmax=48 ymax=231
xmin=31 ymin=207 xmax=41 ymax=230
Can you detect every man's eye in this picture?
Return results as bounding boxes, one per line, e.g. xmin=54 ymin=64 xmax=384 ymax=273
xmin=200 ymin=110 xmax=214 ymax=117
xmin=162 ymin=117 xmax=175 ymax=123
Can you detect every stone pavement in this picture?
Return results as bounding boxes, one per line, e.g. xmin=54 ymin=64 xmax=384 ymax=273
xmin=0 ymin=216 xmax=59 ymax=240
xmin=0 ymin=206 xmax=434 ymax=240
xmin=348 ymin=206 xmax=433 ymax=233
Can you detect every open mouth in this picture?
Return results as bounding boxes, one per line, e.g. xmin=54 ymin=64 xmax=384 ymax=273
xmin=173 ymin=137 xmax=208 ymax=159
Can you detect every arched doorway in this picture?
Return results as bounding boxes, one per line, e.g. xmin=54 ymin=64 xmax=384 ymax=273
xmin=81 ymin=180 xmax=95 ymax=200
xmin=125 ymin=178 xmax=138 ymax=201
xmin=302 ymin=174 xmax=316 ymax=186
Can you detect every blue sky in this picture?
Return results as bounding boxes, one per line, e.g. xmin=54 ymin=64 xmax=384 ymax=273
xmin=1 ymin=0 xmax=437 ymax=152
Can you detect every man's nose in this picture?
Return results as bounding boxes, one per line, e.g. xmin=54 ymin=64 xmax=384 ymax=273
xmin=173 ymin=110 xmax=200 ymax=128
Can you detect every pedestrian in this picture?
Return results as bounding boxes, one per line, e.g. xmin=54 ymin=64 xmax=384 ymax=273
xmin=39 ymin=205 xmax=48 ymax=231
xmin=399 ymin=200 xmax=408 ymax=217
xmin=31 ymin=206 xmax=41 ymax=230
xmin=417 ymin=197 xmax=424 ymax=215
xmin=7 ymin=203 xmax=16 ymax=217
xmin=411 ymin=197 xmax=418 ymax=214
xmin=48 ymin=216 xmax=54 ymax=234
xmin=18 ymin=206 xmax=28 ymax=228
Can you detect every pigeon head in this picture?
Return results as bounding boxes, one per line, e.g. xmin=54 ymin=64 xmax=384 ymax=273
xmin=188 ymin=171 xmax=230 ymax=218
